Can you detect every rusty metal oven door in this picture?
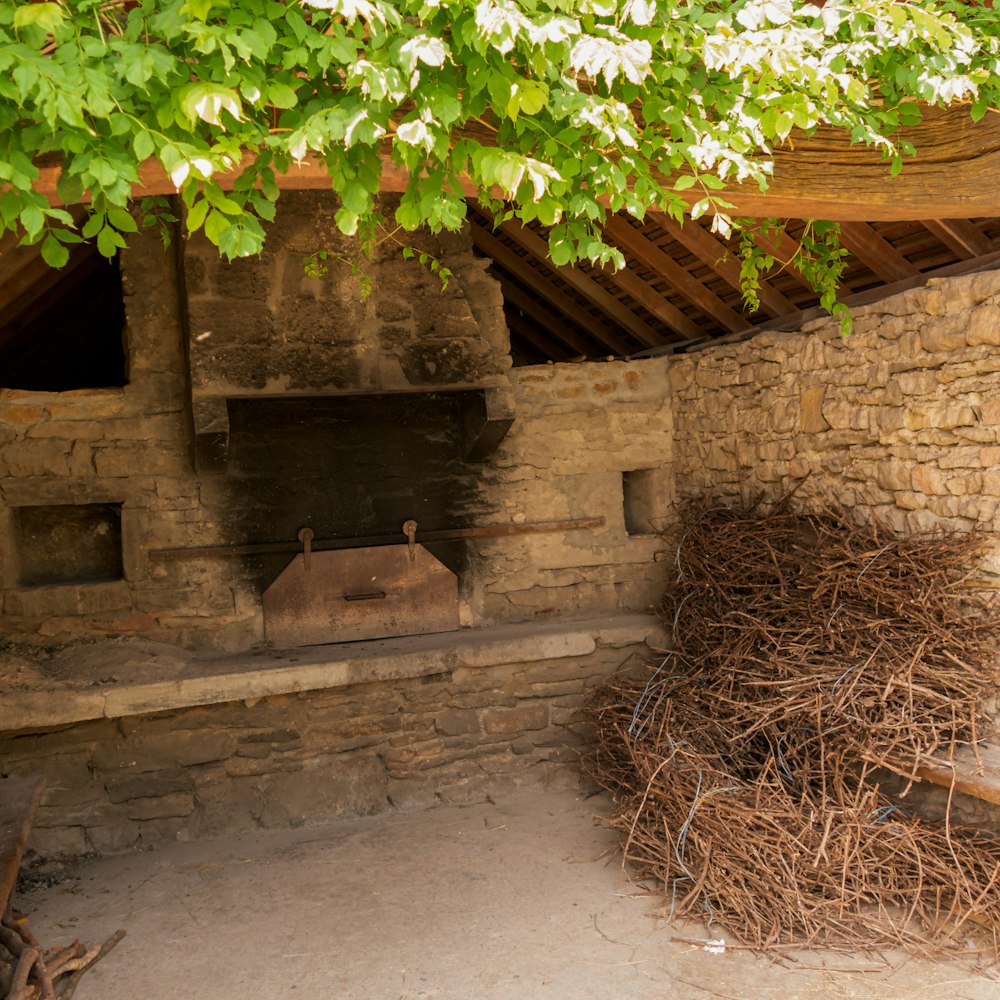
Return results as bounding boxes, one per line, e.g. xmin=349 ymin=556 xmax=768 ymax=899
xmin=262 ymin=543 xmax=459 ymax=647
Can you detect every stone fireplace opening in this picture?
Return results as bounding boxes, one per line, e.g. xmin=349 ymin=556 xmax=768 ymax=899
xmin=213 ymin=390 xmax=497 ymax=642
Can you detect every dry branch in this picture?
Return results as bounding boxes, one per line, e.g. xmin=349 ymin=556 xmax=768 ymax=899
xmin=588 ymin=497 xmax=1000 ymax=954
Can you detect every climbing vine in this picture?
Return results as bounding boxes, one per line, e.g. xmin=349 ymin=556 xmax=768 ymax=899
xmin=1 ymin=0 xmax=998 ymax=310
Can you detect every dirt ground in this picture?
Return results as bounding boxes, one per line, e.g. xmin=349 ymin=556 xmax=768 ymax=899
xmin=18 ymin=783 xmax=1000 ymax=1000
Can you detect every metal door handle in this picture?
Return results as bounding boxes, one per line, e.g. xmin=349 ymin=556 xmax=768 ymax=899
xmin=343 ymin=591 xmax=387 ymax=601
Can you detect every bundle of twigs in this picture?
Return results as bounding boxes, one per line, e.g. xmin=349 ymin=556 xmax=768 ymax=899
xmin=0 ymin=913 xmax=123 ymax=1000
xmin=589 ymin=496 xmax=1000 ymax=953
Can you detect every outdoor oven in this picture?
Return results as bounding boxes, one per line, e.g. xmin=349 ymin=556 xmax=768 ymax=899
xmin=175 ymin=192 xmax=518 ymax=647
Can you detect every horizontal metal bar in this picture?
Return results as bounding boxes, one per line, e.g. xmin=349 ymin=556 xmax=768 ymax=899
xmin=148 ymin=516 xmax=606 ymax=562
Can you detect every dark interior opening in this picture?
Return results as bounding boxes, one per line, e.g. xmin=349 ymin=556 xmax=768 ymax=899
xmin=0 ymin=248 xmax=127 ymax=392
xmin=222 ymin=392 xmax=494 ymax=591
xmin=14 ymin=503 xmax=124 ymax=586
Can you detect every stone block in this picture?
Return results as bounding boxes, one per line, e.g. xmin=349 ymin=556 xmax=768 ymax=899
xmin=191 ymin=777 xmax=264 ymax=837
xmin=125 ymin=793 xmax=195 ymax=821
xmin=256 ymin=755 xmax=389 ymax=827
xmin=911 ymin=465 xmax=945 ymax=494
xmin=481 ymin=704 xmax=548 ymax=735
xmin=904 ymin=402 xmax=976 ymax=431
xmin=875 ymin=463 xmax=911 ymax=491
xmin=967 ymin=306 xmax=1000 ymax=346
xmin=85 ymin=821 xmax=140 ymax=854
xmin=895 ymin=371 xmax=938 ymax=396
xmin=982 ymin=472 xmax=1000 ymax=497
xmin=103 ymin=769 xmax=194 ymax=804
xmin=386 ymin=779 xmax=439 ymax=813
xmin=918 ymin=321 xmax=966 ymax=353
xmin=894 ymin=491 xmax=925 ymax=511
xmin=28 ymin=825 xmax=89 ymax=859
xmin=434 ymin=709 xmax=480 ymax=736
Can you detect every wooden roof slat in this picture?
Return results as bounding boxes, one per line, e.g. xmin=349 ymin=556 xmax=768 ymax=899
xmin=505 ymin=310 xmax=571 ymax=362
xmin=650 ymin=211 xmax=795 ymax=318
xmin=596 ymin=260 xmax=700 ymax=341
xmin=921 ymin=219 xmax=995 ymax=259
xmin=498 ymin=279 xmax=596 ymax=358
xmin=469 ymin=221 xmax=633 ymax=356
xmin=605 ymin=216 xmax=751 ymax=333
xmin=496 ymin=219 xmax=663 ymax=350
xmin=839 ymin=222 xmax=920 ymax=283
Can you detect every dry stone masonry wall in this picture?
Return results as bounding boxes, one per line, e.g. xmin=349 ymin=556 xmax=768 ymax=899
xmin=669 ymin=270 xmax=1000 ymax=552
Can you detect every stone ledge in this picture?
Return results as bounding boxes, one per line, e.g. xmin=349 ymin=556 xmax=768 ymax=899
xmin=1 ymin=614 xmax=661 ymax=733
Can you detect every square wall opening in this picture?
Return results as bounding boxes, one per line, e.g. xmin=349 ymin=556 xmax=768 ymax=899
xmin=622 ymin=469 xmax=664 ymax=537
xmin=14 ymin=503 xmax=124 ymax=586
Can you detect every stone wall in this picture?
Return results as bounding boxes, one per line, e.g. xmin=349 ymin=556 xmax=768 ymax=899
xmin=473 ymin=361 xmax=672 ymax=621
xmin=0 ymin=202 xmax=673 ymax=653
xmin=1 ymin=620 xmax=661 ymax=856
xmin=668 ymin=270 xmax=1000 ymax=829
xmin=669 ymin=270 xmax=1000 ymax=548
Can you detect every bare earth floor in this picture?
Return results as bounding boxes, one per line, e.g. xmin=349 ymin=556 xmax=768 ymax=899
xmin=19 ymin=783 xmax=1000 ymax=1000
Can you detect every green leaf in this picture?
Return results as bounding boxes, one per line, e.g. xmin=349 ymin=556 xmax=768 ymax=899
xmin=133 ymin=132 xmax=156 ymax=161
xmin=19 ymin=205 xmax=44 ymax=241
xmin=107 ymin=207 xmax=139 ymax=234
xmin=40 ymin=233 xmax=70 ymax=268
xmin=267 ymin=82 xmax=299 ymax=109
xmin=13 ymin=2 xmax=64 ymax=34
xmin=186 ymin=198 xmax=210 ymax=232
xmin=673 ymin=175 xmax=698 ymax=192
xmin=96 ymin=225 xmax=126 ymax=257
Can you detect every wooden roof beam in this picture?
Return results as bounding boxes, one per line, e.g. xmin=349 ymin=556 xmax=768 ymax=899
xmin=30 ymin=108 xmax=1000 ymax=221
xmin=496 ymin=219 xmax=664 ymax=350
xmin=604 ymin=216 xmax=750 ymax=333
xmin=838 ymin=222 xmax=920 ymax=283
xmin=498 ymin=279 xmax=595 ymax=358
xmin=920 ymin=219 xmax=995 ymax=259
xmin=649 ymin=211 xmax=794 ymax=318
xmin=469 ymin=221 xmax=633 ymax=356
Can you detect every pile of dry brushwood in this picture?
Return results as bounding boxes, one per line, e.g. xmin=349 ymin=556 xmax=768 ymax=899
xmin=588 ymin=498 xmax=1000 ymax=953
xmin=0 ymin=914 xmax=123 ymax=1000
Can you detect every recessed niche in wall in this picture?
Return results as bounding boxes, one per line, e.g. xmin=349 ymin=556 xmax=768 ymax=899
xmin=14 ymin=503 xmax=124 ymax=586
xmin=622 ymin=468 xmax=661 ymax=536
xmin=0 ymin=246 xmax=127 ymax=391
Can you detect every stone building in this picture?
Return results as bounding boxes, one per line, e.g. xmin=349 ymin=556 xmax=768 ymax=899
xmin=1 ymin=195 xmax=999 ymax=854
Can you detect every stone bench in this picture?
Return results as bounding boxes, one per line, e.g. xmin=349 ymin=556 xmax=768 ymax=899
xmin=890 ymin=742 xmax=1000 ymax=807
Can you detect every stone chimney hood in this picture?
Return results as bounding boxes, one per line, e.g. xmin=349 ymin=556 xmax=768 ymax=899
xmin=183 ymin=193 xmax=515 ymax=473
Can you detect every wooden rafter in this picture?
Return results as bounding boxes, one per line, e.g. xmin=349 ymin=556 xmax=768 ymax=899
xmin=839 ymin=222 xmax=920 ymax=283
xmin=499 ymin=279 xmax=595 ymax=358
xmin=650 ymin=211 xmax=794 ymax=318
xmin=594 ymin=260 xmax=701 ymax=341
xmin=604 ymin=216 xmax=751 ymax=333
xmin=469 ymin=221 xmax=633 ymax=355
xmin=496 ymin=219 xmax=665 ymax=349
xmin=0 ymin=245 xmax=104 ymax=354
xmin=921 ymin=219 xmax=995 ymax=259
xmin=505 ymin=310 xmax=571 ymax=362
